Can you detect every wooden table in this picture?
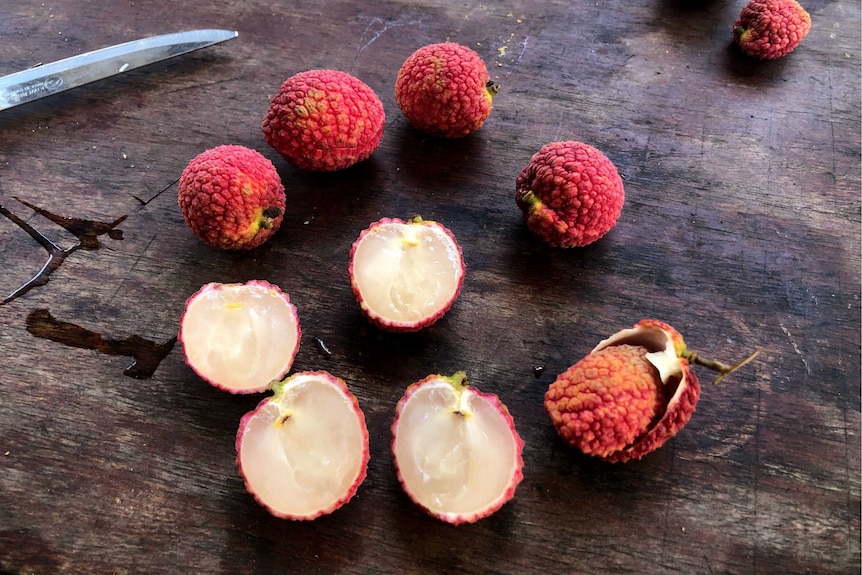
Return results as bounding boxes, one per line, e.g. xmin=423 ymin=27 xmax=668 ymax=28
xmin=1 ymin=1 xmax=859 ymax=573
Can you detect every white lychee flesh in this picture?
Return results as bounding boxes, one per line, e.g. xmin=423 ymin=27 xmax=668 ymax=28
xmin=350 ymin=217 xmax=465 ymax=331
xmin=179 ymin=280 xmax=301 ymax=393
xmin=391 ymin=373 xmax=524 ymax=524
xmin=236 ymin=371 xmax=369 ymax=520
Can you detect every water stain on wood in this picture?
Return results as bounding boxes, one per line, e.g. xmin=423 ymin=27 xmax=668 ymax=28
xmin=26 ymin=309 xmax=176 ymax=379
xmin=0 ymin=197 xmax=126 ymax=304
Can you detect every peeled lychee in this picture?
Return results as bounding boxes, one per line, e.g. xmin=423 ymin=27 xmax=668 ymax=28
xmin=262 ymin=69 xmax=385 ymax=172
xmin=236 ymin=371 xmax=369 ymax=520
xmin=516 ymin=141 xmax=624 ymax=248
xmin=178 ymin=280 xmax=301 ymax=394
xmin=178 ymin=145 xmax=285 ymax=250
xmin=544 ymin=319 xmax=758 ymax=463
xmin=733 ymin=0 xmax=811 ymax=59
xmin=395 ymin=42 xmax=498 ymax=138
xmin=391 ymin=372 xmax=524 ymax=524
xmin=349 ymin=216 xmax=465 ymax=332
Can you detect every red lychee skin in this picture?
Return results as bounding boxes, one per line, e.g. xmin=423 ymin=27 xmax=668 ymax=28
xmin=262 ymin=70 xmax=385 ymax=172
xmin=516 ymin=141 xmax=625 ymax=248
xmin=544 ymin=320 xmax=701 ymax=463
xmin=348 ymin=216 xmax=466 ymax=333
xmin=395 ymin=43 xmax=497 ymax=138
xmin=733 ymin=0 xmax=811 ymax=59
xmin=178 ymin=145 xmax=285 ymax=250
xmin=391 ymin=373 xmax=525 ymax=524
xmin=544 ymin=345 xmax=667 ymax=459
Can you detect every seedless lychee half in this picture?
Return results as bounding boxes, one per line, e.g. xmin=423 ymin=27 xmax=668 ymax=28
xmin=349 ymin=216 xmax=465 ymax=332
xmin=178 ymin=280 xmax=301 ymax=394
xmin=391 ymin=372 xmax=525 ymax=524
xmin=544 ymin=320 xmax=759 ymax=463
xmin=236 ymin=371 xmax=369 ymax=520
xmin=516 ymin=140 xmax=624 ymax=248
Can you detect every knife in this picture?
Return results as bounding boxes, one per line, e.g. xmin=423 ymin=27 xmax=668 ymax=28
xmin=0 ymin=29 xmax=238 ymax=111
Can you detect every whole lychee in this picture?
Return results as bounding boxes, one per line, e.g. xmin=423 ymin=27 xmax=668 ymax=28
xmin=395 ymin=42 xmax=498 ymax=138
xmin=178 ymin=145 xmax=285 ymax=250
xmin=544 ymin=319 xmax=759 ymax=463
xmin=733 ymin=0 xmax=811 ymax=59
xmin=516 ymin=141 xmax=624 ymax=248
xmin=262 ymin=69 xmax=385 ymax=172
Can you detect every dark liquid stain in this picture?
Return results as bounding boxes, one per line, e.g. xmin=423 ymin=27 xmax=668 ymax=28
xmin=0 ymin=197 xmax=126 ymax=304
xmin=313 ymin=336 xmax=333 ymax=356
xmin=26 ymin=309 xmax=177 ymax=379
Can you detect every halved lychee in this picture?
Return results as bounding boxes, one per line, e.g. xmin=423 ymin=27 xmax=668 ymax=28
xmin=349 ymin=216 xmax=465 ymax=332
xmin=178 ymin=280 xmax=301 ymax=394
xmin=236 ymin=371 xmax=369 ymax=520
xmin=391 ymin=372 xmax=524 ymax=524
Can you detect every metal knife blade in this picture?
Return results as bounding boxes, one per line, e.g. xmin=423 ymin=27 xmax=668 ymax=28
xmin=0 ymin=29 xmax=238 ymax=111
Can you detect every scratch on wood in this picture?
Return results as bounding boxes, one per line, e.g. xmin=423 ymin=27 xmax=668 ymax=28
xmin=352 ymin=16 xmax=415 ymax=67
xmin=780 ymin=323 xmax=811 ymax=375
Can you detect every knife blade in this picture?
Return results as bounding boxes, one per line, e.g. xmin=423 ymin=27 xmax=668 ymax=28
xmin=0 ymin=29 xmax=238 ymax=111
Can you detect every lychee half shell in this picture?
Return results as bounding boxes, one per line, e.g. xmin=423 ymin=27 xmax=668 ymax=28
xmin=236 ymin=371 xmax=369 ymax=520
xmin=391 ymin=372 xmax=525 ymax=524
xmin=349 ymin=216 xmax=465 ymax=332
xmin=178 ymin=280 xmax=301 ymax=394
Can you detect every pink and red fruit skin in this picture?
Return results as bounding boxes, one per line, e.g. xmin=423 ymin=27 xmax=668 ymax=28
xmin=262 ymin=69 xmax=385 ymax=172
xmin=395 ymin=42 xmax=495 ymax=138
xmin=544 ymin=319 xmax=702 ymax=463
xmin=545 ymin=345 xmax=666 ymax=460
xmin=516 ymin=141 xmax=624 ymax=248
xmin=733 ymin=0 xmax=811 ymax=59
xmin=178 ymin=145 xmax=285 ymax=250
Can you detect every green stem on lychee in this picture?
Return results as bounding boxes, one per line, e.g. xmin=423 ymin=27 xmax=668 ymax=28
xmin=447 ymin=371 xmax=470 ymax=416
xmin=682 ymin=348 xmax=761 ymax=385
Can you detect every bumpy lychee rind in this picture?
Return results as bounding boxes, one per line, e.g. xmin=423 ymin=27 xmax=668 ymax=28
xmin=544 ymin=345 xmax=666 ymax=459
xmin=348 ymin=217 xmax=466 ymax=332
xmin=545 ymin=319 xmax=701 ymax=463
xmin=262 ymin=69 xmax=385 ymax=172
xmin=236 ymin=371 xmax=369 ymax=520
xmin=395 ymin=42 xmax=496 ymax=138
xmin=516 ymin=141 xmax=624 ymax=248
xmin=391 ymin=372 xmax=525 ymax=524
xmin=178 ymin=145 xmax=285 ymax=250
xmin=733 ymin=0 xmax=811 ymax=59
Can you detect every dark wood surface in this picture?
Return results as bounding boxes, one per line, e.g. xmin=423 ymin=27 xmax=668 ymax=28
xmin=0 ymin=1 xmax=859 ymax=574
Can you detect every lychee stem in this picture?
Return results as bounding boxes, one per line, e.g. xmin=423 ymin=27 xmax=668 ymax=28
xmin=682 ymin=349 xmax=761 ymax=385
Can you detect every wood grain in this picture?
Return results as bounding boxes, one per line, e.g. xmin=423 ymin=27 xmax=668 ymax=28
xmin=0 ymin=1 xmax=859 ymax=574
